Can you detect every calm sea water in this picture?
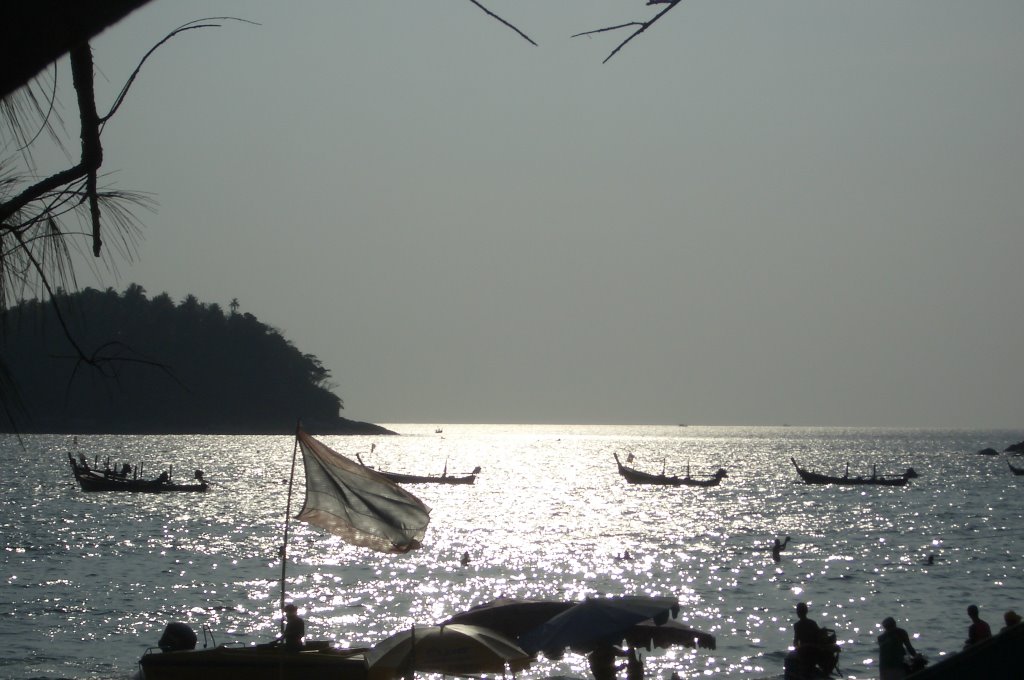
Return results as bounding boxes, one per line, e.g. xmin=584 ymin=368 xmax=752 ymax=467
xmin=1 ymin=425 xmax=1022 ymax=680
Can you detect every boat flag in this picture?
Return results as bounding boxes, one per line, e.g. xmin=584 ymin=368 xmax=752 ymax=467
xmin=294 ymin=428 xmax=430 ymax=554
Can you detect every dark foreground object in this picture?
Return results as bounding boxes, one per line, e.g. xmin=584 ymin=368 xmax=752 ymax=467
xmin=139 ymin=643 xmax=368 ymax=680
xmin=907 ymin=622 xmax=1023 ymax=679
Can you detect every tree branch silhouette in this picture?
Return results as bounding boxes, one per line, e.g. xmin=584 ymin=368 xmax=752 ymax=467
xmin=574 ymin=0 xmax=683 ymax=63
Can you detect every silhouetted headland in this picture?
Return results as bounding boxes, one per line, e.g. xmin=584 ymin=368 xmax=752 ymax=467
xmin=1 ymin=285 xmax=395 ymax=435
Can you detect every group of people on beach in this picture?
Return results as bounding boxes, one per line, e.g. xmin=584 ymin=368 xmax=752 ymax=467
xmin=268 ymin=597 xmax=1021 ymax=679
xmin=785 ymin=601 xmax=1021 ymax=680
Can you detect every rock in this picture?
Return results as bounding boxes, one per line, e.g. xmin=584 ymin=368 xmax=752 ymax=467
xmin=977 ymin=448 xmax=999 ymax=456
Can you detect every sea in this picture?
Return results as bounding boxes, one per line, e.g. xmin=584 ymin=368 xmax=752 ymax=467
xmin=1 ymin=425 xmax=1021 ymax=680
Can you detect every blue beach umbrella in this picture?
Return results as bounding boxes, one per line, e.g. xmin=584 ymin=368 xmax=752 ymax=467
xmin=442 ymin=598 xmax=575 ymax=639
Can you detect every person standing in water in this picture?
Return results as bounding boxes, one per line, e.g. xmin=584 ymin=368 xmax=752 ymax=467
xmin=772 ymin=536 xmax=791 ymax=562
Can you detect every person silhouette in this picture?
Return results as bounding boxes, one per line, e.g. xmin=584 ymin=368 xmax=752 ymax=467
xmin=587 ymin=644 xmax=626 ymax=680
xmin=791 ymin=602 xmax=822 ymax=678
xmin=282 ymin=603 xmax=305 ymax=651
xmin=877 ymin=616 xmax=917 ymax=680
xmin=772 ymin=536 xmax=791 ymax=562
xmin=625 ymin=645 xmax=644 ymax=680
xmin=1002 ymin=610 xmax=1022 ymax=631
xmin=460 ymin=551 xmax=470 ymax=566
xmin=965 ymin=604 xmax=992 ymax=648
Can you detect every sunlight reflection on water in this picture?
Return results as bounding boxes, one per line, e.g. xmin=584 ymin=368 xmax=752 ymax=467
xmin=1 ymin=426 xmax=1022 ymax=679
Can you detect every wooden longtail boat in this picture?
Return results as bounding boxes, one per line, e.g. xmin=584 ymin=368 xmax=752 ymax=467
xmin=68 ymin=456 xmax=208 ymax=493
xmin=355 ymin=453 xmax=479 ymax=484
xmin=613 ymin=454 xmax=727 ymax=487
xmin=373 ymin=469 xmax=477 ymax=485
xmin=139 ymin=639 xmax=368 ymax=680
xmin=790 ymin=458 xmax=916 ymax=487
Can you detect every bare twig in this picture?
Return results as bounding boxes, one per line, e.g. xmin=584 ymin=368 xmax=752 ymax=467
xmin=101 ymin=17 xmax=258 ymax=127
xmin=575 ymin=0 xmax=683 ymax=63
xmin=466 ymin=0 xmax=537 ymax=46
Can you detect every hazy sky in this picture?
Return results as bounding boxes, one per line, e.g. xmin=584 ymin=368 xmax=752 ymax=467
xmin=41 ymin=1 xmax=1024 ymax=427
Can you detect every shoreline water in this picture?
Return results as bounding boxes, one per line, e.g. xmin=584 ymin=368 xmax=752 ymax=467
xmin=1 ymin=425 xmax=1021 ymax=679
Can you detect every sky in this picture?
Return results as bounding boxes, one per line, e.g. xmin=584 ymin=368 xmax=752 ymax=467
xmin=29 ymin=1 xmax=1024 ymax=427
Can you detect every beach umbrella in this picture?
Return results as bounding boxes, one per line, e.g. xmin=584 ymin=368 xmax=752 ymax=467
xmin=518 ymin=595 xmax=679 ymax=657
xmin=366 ymin=624 xmax=532 ymax=680
xmin=442 ymin=598 xmax=575 ymax=639
xmin=624 ymin=619 xmax=716 ymax=651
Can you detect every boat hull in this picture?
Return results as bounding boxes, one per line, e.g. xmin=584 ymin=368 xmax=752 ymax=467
xmin=139 ymin=645 xmax=368 ymax=680
xmin=790 ymin=458 xmax=908 ymax=486
xmin=905 ymin=622 xmax=1022 ymax=679
xmin=69 ymin=458 xmax=208 ymax=493
xmin=377 ymin=471 xmax=475 ymax=485
xmin=614 ymin=454 xmax=725 ymax=487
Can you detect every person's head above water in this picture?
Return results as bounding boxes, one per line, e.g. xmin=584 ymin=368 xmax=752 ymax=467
xmin=882 ymin=617 xmax=896 ymax=631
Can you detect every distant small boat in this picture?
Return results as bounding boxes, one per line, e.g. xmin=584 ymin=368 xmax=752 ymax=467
xmin=790 ymin=458 xmax=916 ymax=487
xmin=435 ymin=427 xmax=444 ymax=434
xmin=68 ymin=455 xmax=208 ymax=493
xmin=1008 ymin=459 xmax=1024 ymax=476
xmin=614 ymin=453 xmax=727 ymax=487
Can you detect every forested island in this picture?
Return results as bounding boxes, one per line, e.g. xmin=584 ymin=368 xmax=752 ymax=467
xmin=0 ymin=285 xmax=394 ymax=435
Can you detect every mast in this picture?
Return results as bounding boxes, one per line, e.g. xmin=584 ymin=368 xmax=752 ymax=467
xmin=279 ymin=423 xmax=301 ymax=630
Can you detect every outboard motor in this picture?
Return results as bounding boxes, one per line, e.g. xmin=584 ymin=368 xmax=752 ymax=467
xmin=158 ymin=622 xmax=198 ymax=652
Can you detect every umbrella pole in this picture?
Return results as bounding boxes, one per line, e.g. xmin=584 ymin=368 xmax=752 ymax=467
xmin=279 ymin=423 xmax=301 ymax=632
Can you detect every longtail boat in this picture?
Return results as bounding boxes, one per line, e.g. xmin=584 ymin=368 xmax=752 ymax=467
xmin=614 ymin=453 xmax=727 ymax=487
xmin=790 ymin=458 xmax=916 ymax=487
xmin=356 ymin=453 xmax=479 ymax=485
xmin=68 ymin=455 xmax=208 ymax=493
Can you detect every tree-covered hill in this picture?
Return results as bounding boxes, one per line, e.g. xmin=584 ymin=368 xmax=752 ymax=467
xmin=0 ymin=285 xmax=393 ymax=434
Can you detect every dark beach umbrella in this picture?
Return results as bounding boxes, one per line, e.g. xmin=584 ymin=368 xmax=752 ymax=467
xmin=366 ymin=624 xmax=532 ymax=680
xmin=518 ymin=595 xmax=679 ymax=657
xmin=442 ymin=598 xmax=575 ymax=639
xmin=624 ymin=619 xmax=716 ymax=651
